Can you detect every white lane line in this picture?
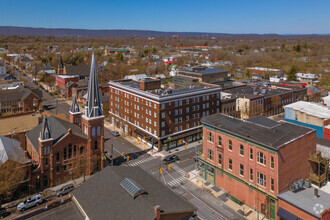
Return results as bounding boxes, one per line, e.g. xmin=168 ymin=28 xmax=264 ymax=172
xmin=163 ymin=169 xmax=228 ymax=220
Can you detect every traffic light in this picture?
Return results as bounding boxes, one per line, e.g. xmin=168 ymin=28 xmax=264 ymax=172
xmin=179 ymin=140 xmax=182 ymax=144
xmin=185 ymin=142 xmax=188 ymax=147
xmin=159 ymin=168 xmax=162 ymax=174
xmin=168 ymin=164 xmax=171 ymax=171
xmin=127 ymin=156 xmax=130 ymax=161
xmin=121 ymin=152 xmax=124 ymax=157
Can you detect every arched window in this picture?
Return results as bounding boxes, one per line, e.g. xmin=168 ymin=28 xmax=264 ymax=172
xmin=94 ymin=140 xmax=98 ymax=150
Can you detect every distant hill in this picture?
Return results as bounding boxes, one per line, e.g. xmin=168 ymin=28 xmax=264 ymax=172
xmin=0 ymin=26 xmax=281 ymax=37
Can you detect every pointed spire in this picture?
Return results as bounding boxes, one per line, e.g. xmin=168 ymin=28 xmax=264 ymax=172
xmin=40 ymin=116 xmax=51 ymax=140
xmin=85 ymin=53 xmax=103 ymax=118
xmin=59 ymin=54 xmax=64 ymax=68
xmin=70 ymin=94 xmax=80 ymax=113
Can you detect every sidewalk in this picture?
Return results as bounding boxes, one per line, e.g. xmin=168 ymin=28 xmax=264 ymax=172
xmin=187 ymin=169 xmax=267 ymax=220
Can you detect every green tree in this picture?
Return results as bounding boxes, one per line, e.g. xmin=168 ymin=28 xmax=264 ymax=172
xmin=287 ymin=66 xmax=297 ymax=81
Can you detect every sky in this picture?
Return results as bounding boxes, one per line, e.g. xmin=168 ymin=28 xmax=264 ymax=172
xmin=0 ymin=0 xmax=329 ymax=34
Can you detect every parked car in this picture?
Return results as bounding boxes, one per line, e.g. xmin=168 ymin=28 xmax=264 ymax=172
xmin=17 ymin=194 xmax=42 ymax=212
xmin=111 ymin=131 xmax=120 ymax=137
xmin=56 ymin=183 xmax=74 ymax=197
xmin=162 ymin=155 xmax=179 ymax=165
xmin=0 ymin=208 xmax=7 ymax=218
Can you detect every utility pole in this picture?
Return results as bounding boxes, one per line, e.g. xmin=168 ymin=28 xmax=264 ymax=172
xmin=56 ymin=98 xmax=58 ymax=114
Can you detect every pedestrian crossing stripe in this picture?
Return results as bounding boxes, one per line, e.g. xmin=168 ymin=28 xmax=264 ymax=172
xmin=171 ymin=164 xmax=186 ymax=176
xmin=167 ymin=176 xmax=187 ymax=187
xmin=127 ymin=156 xmax=156 ymax=167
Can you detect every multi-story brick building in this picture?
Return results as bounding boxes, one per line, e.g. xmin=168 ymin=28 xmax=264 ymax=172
xmin=0 ymin=87 xmax=42 ymax=116
xmin=108 ymin=78 xmax=222 ymax=151
xmin=24 ymin=54 xmax=105 ymax=191
xmin=198 ymin=113 xmax=315 ymax=220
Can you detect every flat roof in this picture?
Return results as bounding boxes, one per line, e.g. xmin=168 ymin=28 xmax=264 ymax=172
xmin=285 ymin=101 xmax=330 ymax=120
xmin=201 ymin=113 xmax=314 ymax=150
xmin=109 ymin=79 xmax=221 ymax=101
xmin=223 ymin=85 xmax=291 ymax=98
xmin=246 ymin=67 xmax=282 ymax=72
xmin=178 ymin=66 xmax=228 ymax=76
xmin=278 ymin=187 xmax=330 ymax=218
xmin=71 ymin=166 xmax=196 ymax=220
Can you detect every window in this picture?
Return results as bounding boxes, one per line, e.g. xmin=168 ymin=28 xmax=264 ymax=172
xmin=257 ymin=172 xmax=266 ymax=187
xmin=250 ymin=169 xmax=253 ymax=181
xmin=186 ymin=115 xmax=189 ymax=121
xmin=240 ymin=164 xmax=244 ymax=176
xmin=56 ymin=152 xmax=60 ymax=163
xmin=68 ymin=144 xmax=72 ymax=159
xmin=271 ymin=178 xmax=275 ymax=192
xmin=94 ymin=140 xmax=98 ymax=150
xmin=161 ymin=122 xmax=165 ymax=127
xmin=56 ymin=166 xmax=60 ymax=174
xmin=186 ymin=107 xmax=189 ymax=113
xmin=179 ymin=100 xmax=182 ymax=106
xmin=97 ymin=126 xmax=101 ymax=136
xmin=257 ymin=152 xmax=266 ymax=165
xmin=64 ymin=147 xmax=67 ymax=160
xmin=240 ymin=144 xmax=244 ymax=156
xmin=218 ymin=136 xmax=222 ymax=146
xmin=45 ymin=158 xmax=48 ymax=166
xmin=271 ymin=156 xmax=274 ymax=169
xmin=80 ymin=146 xmax=84 ymax=155
xmin=175 ymin=101 xmax=178 ymax=107
xmin=74 ymin=145 xmax=77 ymax=157
xmin=92 ymin=127 xmax=96 ymax=136
xmin=161 ymin=112 xmax=165 ymax=118
xmin=175 ymin=110 xmax=178 ymax=115
xmin=207 ymin=149 xmax=214 ymax=160
xmin=154 ymin=103 xmax=156 ymax=109
xmin=161 ymin=104 xmax=165 ymax=109
xmin=218 ymin=154 xmax=222 ymax=165
xmin=154 ymin=112 xmax=156 ymax=118
xmin=186 ymin=99 xmax=189 ymax=104
xmin=179 ymin=109 xmax=182 ymax=114
xmin=250 ymin=148 xmax=253 ymax=160
xmin=207 ymin=132 xmax=213 ymax=142
xmin=175 ymin=118 xmax=178 ymax=124
xmin=228 ymin=140 xmax=232 ymax=151
xmin=228 ymin=158 xmax=232 ymax=171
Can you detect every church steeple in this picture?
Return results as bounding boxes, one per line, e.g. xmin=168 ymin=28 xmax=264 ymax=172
xmin=40 ymin=116 xmax=51 ymax=140
xmin=69 ymin=94 xmax=82 ymax=127
xmin=85 ymin=53 xmax=103 ymax=118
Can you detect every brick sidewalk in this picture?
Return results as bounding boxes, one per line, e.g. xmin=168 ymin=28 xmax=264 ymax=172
xmin=187 ymin=169 xmax=267 ymax=220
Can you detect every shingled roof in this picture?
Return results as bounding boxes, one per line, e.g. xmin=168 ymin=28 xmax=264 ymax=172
xmin=0 ymin=135 xmax=30 ymax=165
xmin=0 ymin=87 xmax=42 ymax=102
xmin=201 ymin=113 xmax=314 ymax=150
xmin=26 ymin=116 xmax=87 ymax=152
xmin=65 ymin=65 xmax=90 ymax=76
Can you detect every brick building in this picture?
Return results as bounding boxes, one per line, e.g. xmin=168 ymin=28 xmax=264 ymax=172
xmin=24 ymin=54 xmax=105 ymax=191
xmin=198 ymin=113 xmax=315 ymax=220
xmin=109 ymin=78 xmax=222 ymax=151
xmin=55 ymin=75 xmax=79 ymax=95
xmin=0 ymin=87 xmax=42 ymax=116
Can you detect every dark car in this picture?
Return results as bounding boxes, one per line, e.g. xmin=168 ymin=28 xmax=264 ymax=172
xmin=162 ymin=155 xmax=179 ymax=165
xmin=111 ymin=131 xmax=120 ymax=137
xmin=0 ymin=208 xmax=7 ymax=218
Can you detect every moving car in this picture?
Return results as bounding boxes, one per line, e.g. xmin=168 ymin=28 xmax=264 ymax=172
xmin=17 ymin=194 xmax=42 ymax=212
xmin=162 ymin=155 xmax=179 ymax=165
xmin=56 ymin=183 xmax=74 ymax=197
xmin=111 ymin=131 xmax=120 ymax=137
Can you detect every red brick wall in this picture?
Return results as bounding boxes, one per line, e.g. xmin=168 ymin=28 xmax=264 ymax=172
xmin=22 ymin=93 xmax=40 ymax=112
xmin=324 ymin=127 xmax=330 ymax=140
xmin=278 ymin=130 xmax=316 ymax=193
xmin=279 ymin=198 xmax=319 ymax=220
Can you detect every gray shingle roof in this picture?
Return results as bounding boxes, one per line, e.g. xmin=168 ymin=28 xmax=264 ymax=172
xmin=71 ymin=166 xmax=196 ymax=220
xmin=201 ymin=113 xmax=314 ymax=150
xmin=26 ymin=116 xmax=87 ymax=152
xmin=0 ymin=135 xmax=30 ymax=165
xmin=65 ymin=65 xmax=90 ymax=76
xmin=0 ymin=87 xmax=42 ymax=102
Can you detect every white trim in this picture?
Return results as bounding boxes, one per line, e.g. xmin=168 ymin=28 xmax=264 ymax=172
xmin=81 ymin=115 xmax=105 ymax=121
xmin=72 ymin=196 xmax=90 ymax=220
xmin=69 ymin=111 xmax=81 ymax=115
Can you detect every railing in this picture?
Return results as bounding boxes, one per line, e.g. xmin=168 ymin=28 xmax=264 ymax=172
xmin=308 ymin=173 xmax=327 ymax=183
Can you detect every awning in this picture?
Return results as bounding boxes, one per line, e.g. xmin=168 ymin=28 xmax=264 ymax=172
xmin=134 ymin=129 xmax=158 ymax=145
xmin=277 ymin=208 xmax=302 ymax=220
xmin=163 ymin=128 xmax=202 ymax=144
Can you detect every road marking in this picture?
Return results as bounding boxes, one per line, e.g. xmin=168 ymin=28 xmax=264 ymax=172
xmin=171 ymin=163 xmax=187 ymax=176
xmin=163 ymin=169 xmax=228 ymax=220
xmin=167 ymin=176 xmax=187 ymax=187
xmin=127 ymin=157 xmax=156 ymax=166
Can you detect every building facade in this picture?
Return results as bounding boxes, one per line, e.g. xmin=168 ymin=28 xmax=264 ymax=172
xmin=109 ymin=78 xmax=222 ymax=150
xmin=24 ymin=54 xmax=104 ymax=191
xmin=198 ymin=113 xmax=315 ymax=220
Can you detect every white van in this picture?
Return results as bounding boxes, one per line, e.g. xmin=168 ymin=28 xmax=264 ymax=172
xmin=56 ymin=183 xmax=74 ymax=197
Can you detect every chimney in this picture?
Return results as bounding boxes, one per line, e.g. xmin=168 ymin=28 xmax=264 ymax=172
xmin=140 ymin=78 xmax=161 ymax=91
xmin=154 ymin=205 xmax=161 ymax=220
xmin=314 ymin=188 xmax=319 ymax=198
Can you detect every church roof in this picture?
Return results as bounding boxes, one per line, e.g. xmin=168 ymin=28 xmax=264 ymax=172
xmin=70 ymin=94 xmax=81 ymax=113
xmin=0 ymin=135 xmax=30 ymax=165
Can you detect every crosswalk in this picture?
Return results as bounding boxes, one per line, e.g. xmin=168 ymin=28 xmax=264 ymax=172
xmin=171 ymin=163 xmax=187 ymax=176
xmin=127 ymin=156 xmax=156 ymax=167
xmin=167 ymin=176 xmax=187 ymax=187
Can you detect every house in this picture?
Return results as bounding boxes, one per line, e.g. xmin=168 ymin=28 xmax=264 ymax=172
xmin=0 ymin=80 xmax=24 ymax=90
xmin=71 ymin=166 xmax=196 ymax=220
xmin=198 ymin=113 xmax=316 ymax=220
xmin=246 ymin=67 xmax=283 ymax=80
xmin=307 ymin=86 xmax=322 ymax=102
xmin=0 ymin=87 xmax=42 ymax=116
xmin=296 ymin=73 xmax=318 ymax=86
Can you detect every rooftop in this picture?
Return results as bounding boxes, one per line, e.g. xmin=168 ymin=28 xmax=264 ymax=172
xmin=201 ymin=114 xmax=314 ymax=150
xmin=223 ymin=85 xmax=291 ymax=99
xmin=285 ymin=101 xmax=330 ymax=120
xmin=0 ymin=135 xmax=30 ymax=165
xmin=26 ymin=116 xmax=87 ymax=152
xmin=278 ymin=186 xmax=330 ymax=218
xmin=0 ymin=86 xmax=42 ymax=102
xmin=109 ymin=79 xmax=221 ymax=100
xmin=71 ymin=166 xmax=196 ymax=220
xmin=178 ymin=66 xmax=228 ymax=76
xmin=246 ymin=67 xmax=282 ymax=72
